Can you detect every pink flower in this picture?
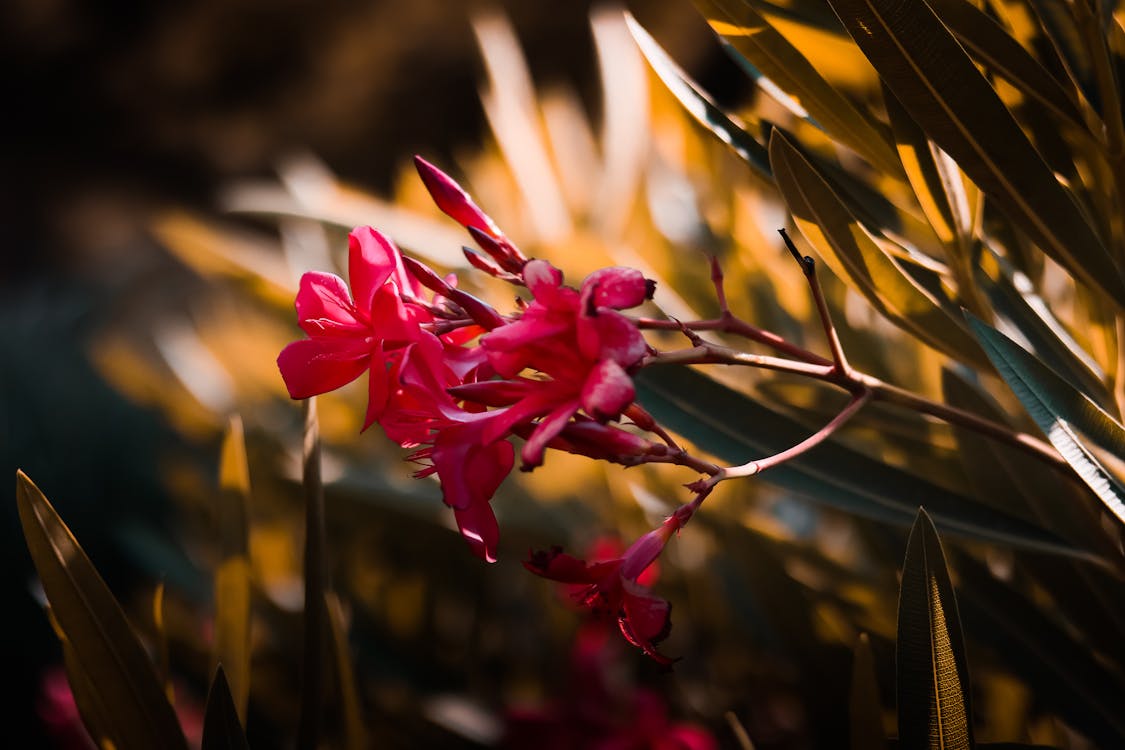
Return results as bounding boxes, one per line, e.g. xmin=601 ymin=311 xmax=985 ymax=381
xmin=524 ymin=507 xmax=693 ymax=664
xmin=475 ymin=260 xmax=653 ymax=469
xmin=277 ymin=226 xmax=433 ymax=429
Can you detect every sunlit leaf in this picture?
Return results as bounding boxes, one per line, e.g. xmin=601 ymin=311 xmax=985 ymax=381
xmin=925 ymin=0 xmax=1087 ymax=129
xmin=214 ymin=415 xmax=252 ymax=722
xmin=153 ymin=582 xmax=174 ymax=704
xmin=202 ymin=666 xmax=251 ymax=750
xmin=625 ymin=13 xmax=772 ymax=179
xmin=16 ymin=470 xmax=188 ymax=750
xmin=824 ymin=0 xmax=1125 ymax=307
xmin=966 ymin=314 xmax=1125 ymax=525
xmin=768 ymin=129 xmax=991 ymax=369
xmin=850 ymin=633 xmax=887 ymax=750
xmin=634 ymin=366 xmax=1098 ymax=558
xmin=896 ymin=508 xmax=973 ymax=750
xmin=694 ymin=0 xmax=903 ymax=176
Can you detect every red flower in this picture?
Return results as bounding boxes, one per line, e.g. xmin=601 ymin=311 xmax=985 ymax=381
xmin=277 ymin=226 xmax=433 ymax=429
xmin=524 ymin=507 xmax=693 ymax=664
xmin=476 ymin=260 xmax=653 ymax=469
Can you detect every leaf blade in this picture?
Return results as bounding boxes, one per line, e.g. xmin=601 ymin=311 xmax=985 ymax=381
xmin=824 ymin=0 xmax=1125 ymax=306
xmin=896 ymin=508 xmax=973 ymax=750
xmin=202 ymin=666 xmax=251 ymax=750
xmin=16 ymin=470 xmax=188 ymax=750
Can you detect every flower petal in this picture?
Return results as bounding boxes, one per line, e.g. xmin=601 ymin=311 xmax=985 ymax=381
xmin=348 ymin=227 xmax=405 ymax=312
xmin=277 ymin=337 xmax=370 ymax=399
xmin=579 ymin=359 xmax=635 ymax=420
xmin=577 ymin=309 xmax=648 ymax=366
xmin=453 ymin=500 xmax=500 ymax=563
xmin=295 ymin=272 xmax=362 ymax=333
xmin=521 ymin=401 xmax=580 ymax=469
xmin=618 ymin=580 xmax=674 ymax=663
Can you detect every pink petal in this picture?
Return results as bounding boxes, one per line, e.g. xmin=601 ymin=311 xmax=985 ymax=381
xmin=523 ymin=548 xmax=620 ymax=584
xmin=363 ymin=341 xmax=390 ymax=431
xmin=523 ymin=260 xmax=563 ymax=299
xmin=618 ymin=581 xmax=673 ymax=660
xmin=581 ymin=267 xmax=653 ymax=309
xmin=453 ymin=501 xmax=500 ymax=563
xmin=414 ymin=156 xmax=502 ymax=237
xmin=579 ymin=359 xmax=635 ymax=420
xmin=521 ymin=401 xmax=580 ymax=469
xmin=348 ymin=227 xmax=403 ymax=312
xmin=577 ymin=309 xmax=648 ymax=366
xmin=432 ymin=424 xmax=514 ymax=510
xmin=295 ymin=272 xmax=362 ymax=333
xmin=277 ymin=337 xmax=370 ymax=399
xmin=369 ymin=285 xmax=428 ymax=344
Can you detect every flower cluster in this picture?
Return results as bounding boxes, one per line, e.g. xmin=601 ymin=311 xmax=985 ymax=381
xmin=278 ymin=157 xmax=665 ymax=564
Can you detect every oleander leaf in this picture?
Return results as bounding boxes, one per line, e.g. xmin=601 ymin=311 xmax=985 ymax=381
xmin=966 ymin=313 xmax=1125 ymax=526
xmin=896 ymin=508 xmax=973 ymax=750
xmin=824 ymin=0 xmax=1125 ymax=306
xmin=16 ymin=470 xmax=188 ymax=750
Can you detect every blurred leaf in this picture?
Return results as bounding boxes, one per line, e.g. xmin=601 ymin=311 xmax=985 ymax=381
xmin=824 ymin=0 xmax=1125 ymax=307
xmin=768 ymin=129 xmax=991 ymax=369
xmin=850 ymin=633 xmax=887 ymax=750
xmin=16 ymin=470 xmax=188 ymax=750
xmin=955 ymin=553 xmax=1125 ymax=746
xmin=298 ymin=398 xmax=328 ymax=750
xmin=634 ymin=366 xmax=1099 ymax=559
xmin=327 ymin=592 xmax=370 ymax=750
xmin=694 ymin=0 xmax=903 ymax=176
xmin=896 ymin=508 xmax=973 ymax=750
xmin=626 ymin=13 xmax=772 ymax=179
xmin=966 ymin=313 xmax=1125 ymax=525
xmin=925 ymin=0 xmax=1086 ymax=129
xmin=153 ymin=582 xmax=174 ymax=704
xmin=202 ymin=666 xmax=251 ymax=750
xmin=214 ymin=415 xmax=252 ymax=722
xmin=48 ymin=608 xmax=116 ymax=749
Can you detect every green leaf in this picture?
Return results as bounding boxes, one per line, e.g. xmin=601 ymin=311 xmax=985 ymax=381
xmin=896 ymin=508 xmax=973 ymax=750
xmin=850 ymin=633 xmax=887 ymax=750
xmin=202 ymin=666 xmax=251 ymax=750
xmin=625 ymin=13 xmax=771 ymax=179
xmin=16 ymin=470 xmax=188 ymax=750
xmin=925 ymin=0 xmax=1086 ymax=130
xmin=694 ymin=0 xmax=903 ymax=176
xmin=214 ymin=415 xmax=252 ymax=723
xmin=634 ymin=366 xmax=1099 ymax=559
xmin=977 ymin=248 xmax=1110 ymax=407
xmin=823 ymin=0 xmax=1125 ymax=307
xmin=965 ymin=313 xmax=1125 ymax=526
xmin=768 ymin=129 xmax=991 ymax=369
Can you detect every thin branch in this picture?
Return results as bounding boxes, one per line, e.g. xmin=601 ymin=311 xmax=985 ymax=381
xmin=779 ymin=229 xmax=851 ymax=375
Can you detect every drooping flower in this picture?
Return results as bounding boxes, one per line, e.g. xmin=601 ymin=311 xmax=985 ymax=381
xmin=524 ymin=506 xmax=694 ymax=664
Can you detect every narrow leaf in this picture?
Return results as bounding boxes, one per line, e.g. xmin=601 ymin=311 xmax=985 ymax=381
xmin=769 ymin=129 xmax=992 ymax=369
xmin=966 ymin=314 xmax=1125 ymax=525
xmin=16 ymin=470 xmax=188 ymax=750
xmin=824 ymin=0 xmax=1125 ymax=306
xmin=327 ymin=592 xmax=370 ymax=750
xmin=202 ymin=666 xmax=251 ymax=750
xmin=214 ymin=415 xmax=252 ymax=722
xmin=298 ymin=398 xmax=328 ymax=750
xmin=896 ymin=508 xmax=973 ymax=750
xmin=634 ymin=367 xmax=1099 ymax=559
xmin=925 ymin=0 xmax=1086 ymax=129
xmin=850 ymin=633 xmax=887 ymax=750
xmin=153 ymin=582 xmax=174 ymax=704
xmin=694 ymin=0 xmax=903 ymax=176
xmin=625 ymin=13 xmax=772 ymax=179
